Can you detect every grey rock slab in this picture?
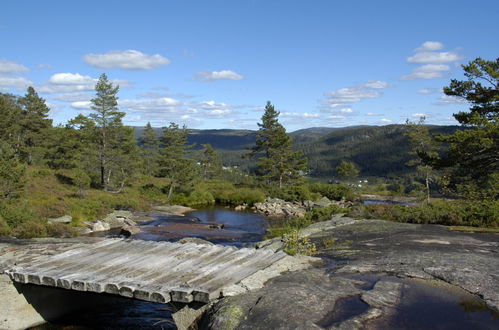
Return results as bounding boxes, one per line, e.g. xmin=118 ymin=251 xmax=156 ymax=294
xmin=47 ymin=215 xmax=72 ymax=224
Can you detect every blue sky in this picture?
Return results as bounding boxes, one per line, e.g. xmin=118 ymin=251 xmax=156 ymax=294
xmin=1 ymin=0 xmax=498 ymax=131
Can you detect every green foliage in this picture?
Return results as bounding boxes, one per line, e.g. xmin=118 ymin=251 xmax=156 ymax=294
xmin=309 ymin=183 xmax=355 ymax=201
xmin=266 ymin=204 xmax=344 ymax=238
xmin=195 ymin=181 xmax=265 ymax=206
xmin=0 ymin=201 xmax=36 ymax=227
xmin=158 ymin=122 xmax=199 ymax=198
xmin=348 ymin=200 xmax=498 ymax=227
xmin=250 ymin=101 xmax=307 ymax=188
xmin=336 ymin=160 xmax=360 ymax=178
xmin=283 ymin=229 xmax=317 ymax=256
xmin=437 ymin=58 xmax=498 ymax=199
xmin=0 ymin=142 xmax=26 ymax=199
xmin=72 ymin=169 xmax=91 ymax=198
xmin=200 ymin=144 xmax=222 ymax=180
xmin=170 ymin=189 xmax=215 ymax=207
xmin=140 ymin=122 xmax=160 ymax=175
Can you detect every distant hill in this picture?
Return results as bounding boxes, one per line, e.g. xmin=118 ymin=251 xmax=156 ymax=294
xmin=132 ymin=124 xmax=462 ymax=178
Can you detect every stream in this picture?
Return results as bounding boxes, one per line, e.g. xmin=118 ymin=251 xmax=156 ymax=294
xmin=30 ymin=207 xmax=498 ymax=329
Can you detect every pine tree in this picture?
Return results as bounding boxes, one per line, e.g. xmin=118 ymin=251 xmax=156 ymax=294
xmin=158 ymin=123 xmax=198 ymax=198
xmin=405 ymin=117 xmax=438 ymax=203
xmin=89 ymin=73 xmax=125 ymax=190
xmin=437 ymin=58 xmax=498 ymax=199
xmin=140 ymin=122 xmax=160 ymax=175
xmin=0 ymin=142 xmax=25 ymax=199
xmin=18 ymin=87 xmax=52 ymax=164
xmin=336 ymin=160 xmax=360 ymax=179
xmin=200 ymin=144 xmax=222 ymax=180
xmin=251 ymin=102 xmax=307 ymax=188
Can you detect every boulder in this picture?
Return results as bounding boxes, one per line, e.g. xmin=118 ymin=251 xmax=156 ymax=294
xmin=91 ymin=221 xmax=110 ymax=232
xmin=313 ymin=196 xmax=332 ymax=208
xmin=102 ymin=210 xmax=134 ymax=228
xmin=47 ymin=215 xmax=72 ymax=224
xmin=119 ymin=225 xmax=141 ymax=237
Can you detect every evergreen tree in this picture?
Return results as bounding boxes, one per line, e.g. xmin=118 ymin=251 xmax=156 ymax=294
xmin=336 ymin=160 xmax=360 ymax=179
xmin=0 ymin=142 xmax=25 ymax=199
xmin=200 ymin=144 xmax=222 ymax=180
xmin=250 ymin=102 xmax=307 ymax=188
xmin=158 ymin=123 xmax=198 ymax=198
xmin=18 ymin=87 xmax=52 ymax=165
xmin=89 ymin=73 xmax=125 ymax=190
xmin=405 ymin=117 xmax=438 ymax=203
xmin=0 ymin=93 xmax=22 ymax=148
xmin=140 ymin=122 xmax=160 ymax=175
xmin=437 ymin=58 xmax=498 ymax=199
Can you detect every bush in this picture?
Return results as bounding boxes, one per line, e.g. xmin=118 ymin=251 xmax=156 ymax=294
xmin=13 ymin=221 xmax=48 ymax=238
xmin=348 ymin=200 xmax=498 ymax=227
xmin=266 ymin=184 xmax=320 ymax=202
xmin=0 ymin=202 xmax=36 ymax=227
xmin=170 ymin=189 xmax=215 ymax=206
xmin=283 ymin=229 xmax=317 ymax=256
xmin=309 ymin=183 xmax=355 ymax=201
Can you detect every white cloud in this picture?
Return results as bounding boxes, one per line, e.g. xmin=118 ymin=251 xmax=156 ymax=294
xmin=434 ymin=94 xmax=467 ymax=105
xmin=380 ymin=118 xmax=392 ymax=123
xmin=71 ymin=101 xmax=92 ymax=110
xmin=407 ymin=51 xmax=462 ymax=64
xmin=39 ymin=73 xmax=130 ymax=93
xmin=194 ymin=70 xmax=244 ymax=81
xmin=52 ymin=92 xmax=93 ymax=102
xmin=191 ymin=100 xmax=235 ymax=110
xmin=0 ymin=76 xmax=33 ymax=91
xmin=340 ymin=108 xmax=353 ymax=113
xmin=416 ymin=41 xmax=444 ymax=52
xmin=402 ymin=64 xmax=450 ymax=80
xmin=366 ymin=112 xmax=381 ymax=116
xmin=322 ymin=80 xmax=389 ymax=111
xmin=280 ymin=112 xmax=321 ymax=119
xmin=403 ymin=42 xmax=463 ymax=80
xmin=84 ymin=50 xmax=170 ymax=70
xmin=411 ymin=113 xmax=427 ymax=118
xmin=418 ymin=88 xmax=441 ymax=95
xmin=0 ymin=59 xmax=29 ymax=74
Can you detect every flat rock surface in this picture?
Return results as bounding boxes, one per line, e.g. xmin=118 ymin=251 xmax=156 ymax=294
xmin=203 ymin=218 xmax=499 ymax=329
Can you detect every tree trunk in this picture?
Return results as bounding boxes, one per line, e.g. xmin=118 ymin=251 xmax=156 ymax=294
xmin=425 ymin=166 xmax=430 ymax=204
xmin=167 ymin=182 xmax=175 ymax=199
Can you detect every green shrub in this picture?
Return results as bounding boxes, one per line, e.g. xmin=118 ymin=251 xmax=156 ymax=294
xmin=0 ymin=202 xmax=36 ymax=227
xmin=309 ymin=183 xmax=355 ymax=201
xmin=170 ymin=189 xmax=215 ymax=206
xmin=13 ymin=221 xmax=48 ymax=238
xmin=348 ymin=200 xmax=498 ymax=227
xmin=283 ymin=229 xmax=317 ymax=256
xmin=266 ymin=184 xmax=320 ymax=202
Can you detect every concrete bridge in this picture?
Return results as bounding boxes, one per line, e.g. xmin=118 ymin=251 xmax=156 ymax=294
xmin=4 ymin=238 xmax=288 ymax=304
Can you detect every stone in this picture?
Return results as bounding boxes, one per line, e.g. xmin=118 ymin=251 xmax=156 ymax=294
xmin=313 ymin=196 xmax=332 ymax=208
xmin=119 ymin=225 xmax=141 ymax=237
xmin=178 ymin=237 xmax=214 ymax=245
xmin=47 ymin=215 xmax=72 ymax=224
xmin=91 ymin=221 xmax=110 ymax=232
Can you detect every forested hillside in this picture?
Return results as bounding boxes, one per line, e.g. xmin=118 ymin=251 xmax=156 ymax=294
xmin=133 ymin=124 xmax=461 ymax=178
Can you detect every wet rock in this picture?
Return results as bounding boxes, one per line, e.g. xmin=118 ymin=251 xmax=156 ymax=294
xmin=91 ymin=221 xmax=110 ymax=232
xmin=47 ymin=215 xmax=72 ymax=224
xmin=235 ymin=204 xmax=248 ymax=211
xmin=314 ymin=196 xmax=332 ymax=208
xmin=120 ymin=225 xmax=141 ymax=237
xmin=178 ymin=237 xmax=214 ymax=245
xmin=102 ymin=210 xmax=134 ymax=228
xmin=152 ymin=205 xmax=195 ymax=215
xmin=200 ymin=269 xmax=364 ymax=330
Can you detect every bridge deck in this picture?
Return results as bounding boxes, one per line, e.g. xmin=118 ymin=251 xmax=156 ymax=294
xmin=6 ymin=239 xmax=287 ymax=304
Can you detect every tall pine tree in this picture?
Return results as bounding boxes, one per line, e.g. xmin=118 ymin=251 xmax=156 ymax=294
xmin=251 ymin=102 xmax=307 ymax=188
xmin=89 ymin=73 xmax=125 ymax=190
xmin=158 ymin=123 xmax=198 ymax=198
xmin=140 ymin=122 xmax=160 ymax=176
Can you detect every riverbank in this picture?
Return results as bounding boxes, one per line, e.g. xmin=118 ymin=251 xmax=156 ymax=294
xmin=202 ymin=216 xmax=499 ymax=329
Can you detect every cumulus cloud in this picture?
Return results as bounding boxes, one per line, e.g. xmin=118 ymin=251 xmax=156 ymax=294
xmin=280 ymin=112 xmax=321 ymax=119
xmin=416 ymin=41 xmax=444 ymax=52
xmin=84 ymin=50 xmax=170 ymax=70
xmin=52 ymin=92 xmax=93 ymax=102
xmin=0 ymin=76 xmax=33 ymax=91
xmin=322 ymin=80 xmax=389 ymax=111
xmin=39 ymin=73 xmax=131 ymax=93
xmin=411 ymin=113 xmax=428 ymax=118
xmin=407 ymin=51 xmax=462 ymax=64
xmin=403 ymin=41 xmax=463 ymax=80
xmin=402 ymin=64 xmax=450 ymax=80
xmin=71 ymin=101 xmax=92 ymax=110
xmin=193 ymin=70 xmax=244 ymax=81
xmin=380 ymin=118 xmax=392 ymax=123
xmin=418 ymin=88 xmax=441 ymax=95
xmin=434 ymin=94 xmax=467 ymax=106
xmin=0 ymin=59 xmax=29 ymax=74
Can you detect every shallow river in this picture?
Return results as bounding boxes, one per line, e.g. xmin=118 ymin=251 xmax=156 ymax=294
xmin=31 ymin=207 xmax=499 ymax=329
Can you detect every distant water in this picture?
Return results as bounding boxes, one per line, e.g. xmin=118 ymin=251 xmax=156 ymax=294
xmin=363 ymin=199 xmax=411 ymax=205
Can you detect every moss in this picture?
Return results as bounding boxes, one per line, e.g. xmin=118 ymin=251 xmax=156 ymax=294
xmin=216 ymin=304 xmax=246 ymax=330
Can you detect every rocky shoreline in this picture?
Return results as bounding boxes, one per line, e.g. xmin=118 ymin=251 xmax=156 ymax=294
xmin=201 ymin=216 xmax=499 ymax=329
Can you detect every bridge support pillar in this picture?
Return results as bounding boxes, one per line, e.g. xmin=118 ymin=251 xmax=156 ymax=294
xmin=172 ymin=302 xmax=210 ymax=330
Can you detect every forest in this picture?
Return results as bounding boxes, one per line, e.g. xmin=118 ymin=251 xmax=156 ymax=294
xmin=0 ymin=58 xmax=497 ymax=238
